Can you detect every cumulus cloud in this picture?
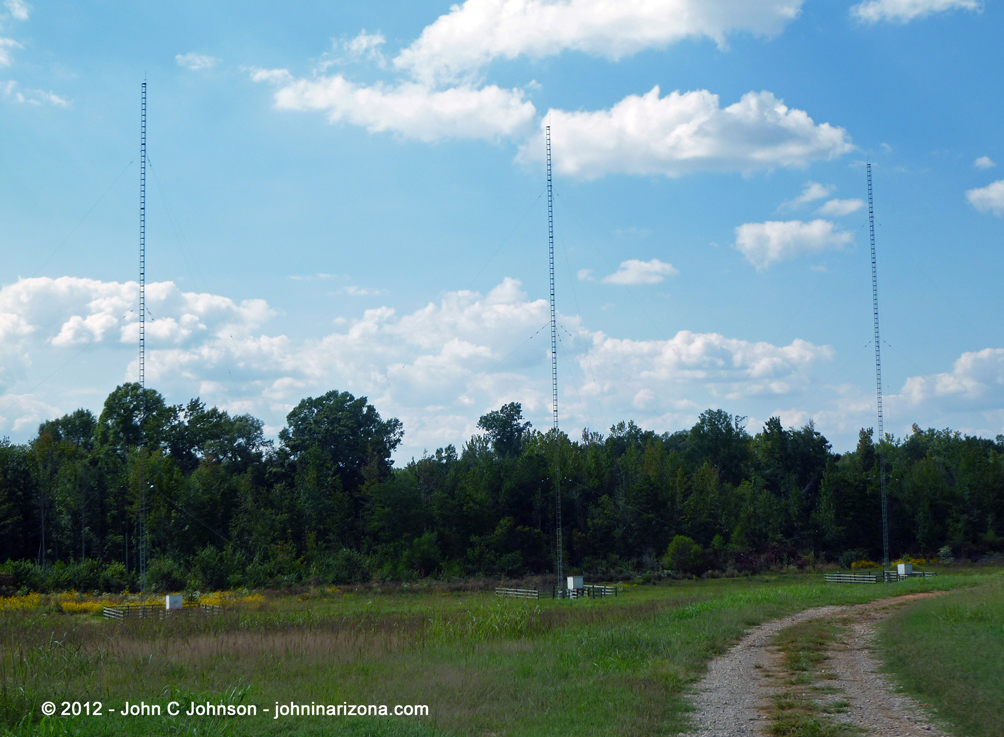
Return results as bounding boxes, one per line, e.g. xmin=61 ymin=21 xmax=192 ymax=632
xmin=601 ymin=258 xmax=678 ymax=285
xmin=4 ymin=0 xmax=28 ymax=21
xmin=15 ymin=274 xmax=997 ymax=460
xmin=1 ymin=277 xmax=272 ymax=350
xmin=975 ymin=156 xmax=997 ymax=169
xmin=0 ymin=275 xmax=563 ymax=452
xmin=816 ymin=198 xmax=864 ymax=216
xmin=851 ymin=0 xmax=982 ymax=23
xmin=395 ymin=0 xmax=805 ymax=84
xmin=0 ymin=394 xmax=59 ymax=434
xmin=898 ymin=348 xmax=1004 ymax=407
xmin=252 ymin=68 xmax=535 ymax=142
xmin=966 ymin=180 xmax=1004 ymax=216
xmin=176 ymin=52 xmax=221 ymax=71
xmin=579 ymin=330 xmax=834 ymax=408
xmin=518 ymin=88 xmax=852 ymax=179
xmin=36 ymin=273 xmax=1004 ymax=463
xmin=734 ymin=219 xmax=854 ymax=269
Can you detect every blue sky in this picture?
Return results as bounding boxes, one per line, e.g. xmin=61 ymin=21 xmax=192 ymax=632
xmin=2 ymin=0 xmax=1003 ymax=462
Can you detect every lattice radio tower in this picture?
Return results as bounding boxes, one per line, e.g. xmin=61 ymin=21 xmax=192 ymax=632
xmin=546 ymin=126 xmax=563 ymax=584
xmin=867 ymin=163 xmax=890 ymax=569
xmin=138 ymin=81 xmax=148 ymax=595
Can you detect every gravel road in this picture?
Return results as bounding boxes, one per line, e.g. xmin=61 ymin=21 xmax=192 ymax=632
xmin=684 ymin=594 xmax=949 ymax=737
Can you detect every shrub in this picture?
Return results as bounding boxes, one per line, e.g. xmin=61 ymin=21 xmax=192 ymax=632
xmin=146 ymin=557 xmax=187 ymax=592
xmin=0 ymin=560 xmax=43 ymax=592
xmin=44 ymin=559 xmax=102 ymax=591
xmin=99 ymin=561 xmax=132 ymax=593
xmin=318 ymin=548 xmax=371 ymax=585
xmin=663 ymin=535 xmax=703 ymax=575
xmin=838 ymin=549 xmax=869 ymax=569
xmin=188 ymin=545 xmax=242 ymax=590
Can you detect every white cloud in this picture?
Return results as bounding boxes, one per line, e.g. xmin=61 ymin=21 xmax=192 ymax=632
xmin=734 ymin=219 xmax=854 ymax=269
xmin=577 ymin=268 xmax=594 ymax=281
xmin=851 ymin=0 xmax=982 ymax=23
xmin=339 ymin=285 xmax=388 ymax=296
xmin=0 ymin=276 xmax=272 ymax=352
xmin=346 ymin=30 xmax=387 ymax=65
xmin=1 ymin=80 xmax=69 ymax=106
xmin=518 ymin=87 xmax=853 ymax=179
xmin=0 ymin=37 xmax=22 ymax=67
xmin=176 ymin=52 xmax=221 ymax=71
xmin=248 ymin=67 xmax=293 ymax=85
xmin=0 ymin=394 xmax=58 ymax=434
xmin=578 ymin=330 xmax=834 ymax=408
xmin=395 ymin=0 xmax=805 ymax=85
xmin=966 ymin=180 xmax=1004 ymax=216
xmin=253 ymin=69 xmax=535 ymax=142
xmin=975 ymin=156 xmax=997 ymax=170
xmin=1 ymin=79 xmax=23 ymax=102
xmin=31 ymin=89 xmax=68 ymax=107
xmin=4 ymin=0 xmax=29 ymax=21
xmin=13 ymin=274 xmax=1002 ymax=460
xmin=601 ymin=258 xmax=678 ymax=285
xmin=816 ymin=198 xmax=864 ymax=216
xmin=778 ymin=181 xmax=834 ymax=210
xmin=898 ymin=348 xmax=1004 ymax=407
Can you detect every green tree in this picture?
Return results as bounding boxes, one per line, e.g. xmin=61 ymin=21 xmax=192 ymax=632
xmin=94 ymin=383 xmax=179 ymax=459
xmin=280 ymin=390 xmax=402 ymax=487
xmin=477 ymin=402 xmax=532 ymax=458
xmin=689 ymin=409 xmax=750 ymax=486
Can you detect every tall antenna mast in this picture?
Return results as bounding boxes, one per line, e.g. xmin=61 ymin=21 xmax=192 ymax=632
xmin=546 ymin=126 xmax=563 ymax=584
xmin=138 ymin=81 xmax=148 ymax=595
xmin=867 ymin=163 xmax=890 ymax=569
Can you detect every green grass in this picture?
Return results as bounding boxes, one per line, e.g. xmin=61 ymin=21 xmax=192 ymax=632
xmin=878 ymin=573 xmax=1004 ymax=737
xmin=0 ymin=573 xmax=990 ymax=737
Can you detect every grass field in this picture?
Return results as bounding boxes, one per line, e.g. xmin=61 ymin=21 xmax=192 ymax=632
xmin=880 ymin=574 xmax=1004 ymax=737
xmin=0 ymin=571 xmax=995 ymax=737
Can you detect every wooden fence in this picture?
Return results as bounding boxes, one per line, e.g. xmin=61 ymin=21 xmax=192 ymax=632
xmin=824 ymin=572 xmax=881 ymax=584
xmin=553 ymin=584 xmax=620 ymax=599
xmin=494 ymin=587 xmax=540 ymax=599
xmin=825 ymin=571 xmax=938 ymax=584
xmin=493 ymin=584 xmax=621 ymax=600
xmin=103 ymin=602 xmax=222 ymax=620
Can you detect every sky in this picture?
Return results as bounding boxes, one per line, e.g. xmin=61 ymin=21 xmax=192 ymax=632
xmin=1 ymin=0 xmax=1003 ymax=463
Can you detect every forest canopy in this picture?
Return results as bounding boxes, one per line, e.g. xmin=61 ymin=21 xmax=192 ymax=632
xmin=2 ymin=384 xmax=1002 ymax=592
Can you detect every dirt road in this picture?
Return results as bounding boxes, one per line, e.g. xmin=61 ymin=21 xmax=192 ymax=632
xmin=685 ymin=593 xmax=949 ymax=736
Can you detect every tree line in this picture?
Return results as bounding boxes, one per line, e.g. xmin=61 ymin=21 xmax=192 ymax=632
xmin=1 ymin=383 xmax=1002 ymax=592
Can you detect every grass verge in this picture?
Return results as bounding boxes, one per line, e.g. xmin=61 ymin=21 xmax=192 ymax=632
xmin=878 ymin=574 xmax=1004 ymax=737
